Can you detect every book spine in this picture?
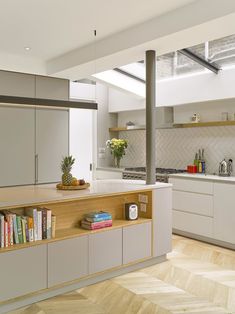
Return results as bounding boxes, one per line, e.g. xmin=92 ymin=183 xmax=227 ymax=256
xmin=16 ymin=216 xmax=23 ymax=244
xmin=42 ymin=209 xmax=47 ymax=240
xmin=33 ymin=209 xmax=38 ymax=241
xmin=51 ymin=215 xmax=56 ymax=238
xmin=21 ymin=218 xmax=26 ymax=243
xmin=27 ymin=217 xmax=34 ymax=242
xmin=12 ymin=214 xmax=19 ymax=244
xmin=0 ymin=216 xmax=4 ymax=247
xmin=9 ymin=215 xmax=14 ymax=246
xmin=25 ymin=218 xmax=29 ymax=242
xmin=81 ymin=220 xmax=112 ymax=230
xmin=86 ymin=212 xmax=111 ymax=219
xmin=46 ymin=209 xmax=52 ymax=239
xmin=37 ymin=210 xmax=42 ymax=241
xmin=85 ymin=215 xmax=112 ymax=223
xmin=4 ymin=220 xmax=8 ymax=247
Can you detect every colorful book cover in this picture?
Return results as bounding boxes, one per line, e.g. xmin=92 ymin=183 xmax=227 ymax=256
xmin=24 ymin=217 xmax=29 ymax=242
xmin=81 ymin=219 xmax=112 ymax=230
xmin=11 ymin=213 xmax=19 ymax=244
xmin=27 ymin=217 xmax=34 ymax=242
xmin=21 ymin=217 xmax=26 ymax=243
xmin=42 ymin=209 xmax=47 ymax=240
xmin=25 ymin=208 xmax=38 ymax=241
xmin=0 ymin=211 xmax=14 ymax=246
xmin=85 ymin=211 xmax=111 ymax=219
xmin=85 ymin=215 xmax=112 ymax=223
xmin=37 ymin=209 xmax=42 ymax=241
xmin=46 ymin=209 xmax=52 ymax=239
xmin=16 ymin=216 xmax=23 ymax=244
xmin=51 ymin=215 xmax=56 ymax=238
xmin=0 ymin=214 xmax=4 ymax=247
xmin=4 ymin=220 xmax=8 ymax=247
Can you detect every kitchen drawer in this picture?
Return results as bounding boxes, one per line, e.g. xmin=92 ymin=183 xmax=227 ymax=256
xmin=169 ymin=178 xmax=213 ymax=195
xmin=173 ymin=210 xmax=213 ymax=238
xmin=173 ymin=191 xmax=213 ymax=217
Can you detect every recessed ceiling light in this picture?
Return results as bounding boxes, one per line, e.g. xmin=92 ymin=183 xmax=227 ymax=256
xmin=24 ymin=47 xmax=31 ymax=51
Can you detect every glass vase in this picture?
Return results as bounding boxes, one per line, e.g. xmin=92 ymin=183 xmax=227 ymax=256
xmin=114 ymin=156 xmax=121 ymax=168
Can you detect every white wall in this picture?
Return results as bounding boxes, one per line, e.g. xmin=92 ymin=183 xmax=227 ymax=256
xmin=109 ymin=88 xmax=145 ymax=112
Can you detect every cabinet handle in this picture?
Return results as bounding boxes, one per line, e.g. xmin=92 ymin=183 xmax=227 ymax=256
xmin=35 ymin=154 xmax=38 ymax=183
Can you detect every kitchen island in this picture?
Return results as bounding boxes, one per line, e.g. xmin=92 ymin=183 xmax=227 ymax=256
xmin=0 ymin=180 xmax=172 ymax=313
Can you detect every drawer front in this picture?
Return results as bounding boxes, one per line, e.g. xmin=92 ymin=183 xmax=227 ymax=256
xmin=123 ymin=222 xmax=152 ymax=264
xmin=173 ymin=191 xmax=213 ymax=217
xmin=0 ymin=245 xmax=47 ymax=302
xmin=89 ymin=229 xmax=122 ymax=274
xmin=173 ymin=210 xmax=213 ymax=238
xmin=48 ymin=236 xmax=89 ymax=287
xmin=169 ymin=178 xmax=213 ymax=195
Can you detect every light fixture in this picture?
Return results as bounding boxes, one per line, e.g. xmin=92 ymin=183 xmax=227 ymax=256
xmin=24 ymin=47 xmax=31 ymax=51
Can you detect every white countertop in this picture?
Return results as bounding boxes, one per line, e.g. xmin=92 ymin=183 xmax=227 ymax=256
xmin=0 ymin=179 xmax=171 ymax=208
xmin=96 ymin=167 xmax=124 ymax=173
xmin=169 ymin=173 xmax=235 ymax=183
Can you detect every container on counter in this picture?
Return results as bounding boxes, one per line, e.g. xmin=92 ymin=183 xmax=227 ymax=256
xmin=187 ymin=165 xmax=197 ymax=173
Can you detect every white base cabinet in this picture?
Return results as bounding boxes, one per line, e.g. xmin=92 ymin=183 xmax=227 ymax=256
xmin=48 ymin=236 xmax=89 ymax=287
xmin=89 ymin=229 xmax=122 ymax=274
xmin=214 ymin=183 xmax=235 ymax=244
xmin=0 ymin=245 xmax=47 ymax=302
xmin=123 ymin=222 xmax=151 ymax=264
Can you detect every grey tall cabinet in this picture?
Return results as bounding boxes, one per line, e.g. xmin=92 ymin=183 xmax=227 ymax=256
xmin=0 ymin=70 xmax=69 ymax=187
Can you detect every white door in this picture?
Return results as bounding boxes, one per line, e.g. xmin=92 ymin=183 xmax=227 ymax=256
xmin=69 ymin=108 xmax=93 ymax=181
xmin=36 ymin=108 xmax=69 ymax=184
xmin=0 ymin=106 xmax=35 ymax=187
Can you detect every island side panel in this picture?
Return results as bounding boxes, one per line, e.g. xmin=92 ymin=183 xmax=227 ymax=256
xmin=152 ymin=186 xmax=172 ymax=257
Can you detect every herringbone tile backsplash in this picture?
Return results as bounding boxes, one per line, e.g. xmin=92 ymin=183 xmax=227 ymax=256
xmin=119 ymin=126 xmax=235 ymax=175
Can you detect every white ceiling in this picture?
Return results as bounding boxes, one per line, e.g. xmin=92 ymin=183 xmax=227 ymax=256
xmin=1 ymin=0 xmax=235 ymax=78
xmin=0 ymin=0 xmax=194 ymax=60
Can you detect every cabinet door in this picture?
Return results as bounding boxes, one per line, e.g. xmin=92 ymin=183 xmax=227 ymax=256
xmin=0 ymin=70 xmax=35 ymax=97
xmin=36 ymin=76 xmax=69 ymax=100
xmin=36 ymin=108 xmax=69 ymax=184
xmin=48 ymin=236 xmax=88 ymax=287
xmin=123 ymin=222 xmax=152 ymax=264
xmin=0 ymin=106 xmax=35 ymax=187
xmin=0 ymin=245 xmax=47 ymax=302
xmin=214 ymin=183 xmax=235 ymax=244
xmin=89 ymin=229 xmax=122 ymax=274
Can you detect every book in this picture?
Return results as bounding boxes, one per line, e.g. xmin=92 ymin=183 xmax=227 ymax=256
xmin=85 ymin=215 xmax=112 ymax=223
xmin=24 ymin=216 xmax=29 ymax=242
xmin=37 ymin=209 xmax=42 ymax=241
xmin=27 ymin=217 xmax=34 ymax=242
xmin=16 ymin=215 xmax=23 ymax=244
xmin=11 ymin=213 xmax=19 ymax=244
xmin=0 ymin=214 xmax=4 ymax=247
xmin=0 ymin=211 xmax=14 ymax=246
xmin=46 ymin=209 xmax=52 ymax=239
xmin=4 ymin=220 xmax=8 ymax=247
xmin=25 ymin=208 xmax=38 ymax=241
xmin=21 ymin=217 xmax=27 ymax=243
xmin=42 ymin=209 xmax=47 ymax=240
xmin=85 ymin=211 xmax=112 ymax=219
xmin=51 ymin=215 xmax=56 ymax=238
xmin=81 ymin=219 xmax=112 ymax=230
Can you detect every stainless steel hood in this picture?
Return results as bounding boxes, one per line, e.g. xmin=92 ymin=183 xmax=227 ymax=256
xmin=0 ymin=95 xmax=98 ymax=110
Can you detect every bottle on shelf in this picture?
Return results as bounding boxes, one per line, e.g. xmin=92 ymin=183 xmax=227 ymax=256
xmin=201 ymin=148 xmax=206 ymax=173
xmin=198 ymin=149 xmax=202 ymax=173
xmin=194 ymin=153 xmax=199 ymax=172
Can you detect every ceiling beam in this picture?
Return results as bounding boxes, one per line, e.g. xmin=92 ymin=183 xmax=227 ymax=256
xmin=113 ymin=68 xmax=145 ymax=83
xmin=178 ymin=48 xmax=221 ymax=74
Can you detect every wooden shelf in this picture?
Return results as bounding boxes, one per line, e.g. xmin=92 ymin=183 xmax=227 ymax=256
xmin=109 ymin=126 xmax=146 ymax=132
xmin=0 ymin=218 xmax=152 ymax=253
xmin=173 ymin=120 xmax=235 ymax=128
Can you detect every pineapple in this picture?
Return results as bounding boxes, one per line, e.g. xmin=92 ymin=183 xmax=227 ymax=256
xmin=61 ymin=156 xmax=75 ymax=186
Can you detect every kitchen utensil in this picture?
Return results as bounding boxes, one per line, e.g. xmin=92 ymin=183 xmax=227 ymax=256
xmin=219 ymin=159 xmax=233 ymax=176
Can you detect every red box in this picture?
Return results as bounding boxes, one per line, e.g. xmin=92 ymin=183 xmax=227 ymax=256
xmin=187 ymin=165 xmax=197 ymax=173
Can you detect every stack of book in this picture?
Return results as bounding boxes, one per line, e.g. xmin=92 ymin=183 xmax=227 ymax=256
xmin=0 ymin=207 xmax=56 ymax=248
xmin=81 ymin=211 xmax=112 ymax=230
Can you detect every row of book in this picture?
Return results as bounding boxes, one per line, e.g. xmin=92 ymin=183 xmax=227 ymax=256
xmin=81 ymin=211 xmax=112 ymax=230
xmin=0 ymin=207 xmax=56 ymax=248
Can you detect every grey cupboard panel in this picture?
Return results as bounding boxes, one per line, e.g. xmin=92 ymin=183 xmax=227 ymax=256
xmin=0 ymin=70 xmax=35 ymax=97
xmin=48 ymin=236 xmax=89 ymax=287
xmin=36 ymin=108 xmax=69 ymax=184
xmin=123 ymin=222 xmax=152 ymax=264
xmin=0 ymin=245 xmax=47 ymax=302
xmin=36 ymin=76 xmax=69 ymax=100
xmin=0 ymin=106 xmax=35 ymax=187
xmin=89 ymin=229 xmax=122 ymax=274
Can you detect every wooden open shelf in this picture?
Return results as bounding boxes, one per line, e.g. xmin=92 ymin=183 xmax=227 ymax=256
xmin=109 ymin=126 xmax=146 ymax=132
xmin=174 ymin=120 xmax=235 ymax=128
xmin=0 ymin=190 xmax=152 ymax=253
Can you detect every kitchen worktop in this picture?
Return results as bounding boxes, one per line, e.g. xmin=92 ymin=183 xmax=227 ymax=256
xmin=170 ymin=172 xmax=235 ymax=183
xmin=96 ymin=166 xmax=124 ymax=172
xmin=0 ymin=179 xmax=171 ymax=209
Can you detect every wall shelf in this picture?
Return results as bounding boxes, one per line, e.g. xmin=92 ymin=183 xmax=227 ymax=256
xmin=109 ymin=126 xmax=146 ymax=132
xmin=173 ymin=120 xmax=235 ymax=128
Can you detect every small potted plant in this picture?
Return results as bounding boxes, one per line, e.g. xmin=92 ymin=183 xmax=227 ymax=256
xmin=106 ymin=138 xmax=128 ymax=168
